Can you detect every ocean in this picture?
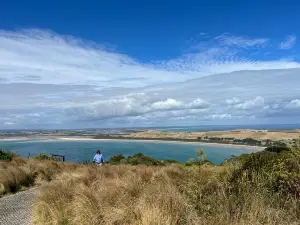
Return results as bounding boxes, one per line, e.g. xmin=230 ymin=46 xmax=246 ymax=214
xmin=0 ymin=139 xmax=261 ymax=164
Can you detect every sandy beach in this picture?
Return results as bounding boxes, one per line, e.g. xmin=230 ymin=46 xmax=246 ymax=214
xmin=0 ymin=136 xmax=264 ymax=150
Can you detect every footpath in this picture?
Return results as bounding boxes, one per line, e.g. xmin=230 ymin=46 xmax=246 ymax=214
xmin=0 ymin=188 xmax=38 ymax=225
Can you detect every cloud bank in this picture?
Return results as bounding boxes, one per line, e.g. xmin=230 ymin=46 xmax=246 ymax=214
xmin=0 ymin=29 xmax=300 ymax=128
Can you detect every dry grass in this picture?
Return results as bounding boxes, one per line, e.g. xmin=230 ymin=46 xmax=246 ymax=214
xmin=32 ymin=163 xmax=300 ymax=225
xmin=2 ymin=155 xmax=299 ymax=224
xmin=0 ymin=157 xmax=82 ymax=196
xmin=0 ymin=157 xmax=33 ymax=195
xmin=33 ymin=165 xmax=198 ymax=225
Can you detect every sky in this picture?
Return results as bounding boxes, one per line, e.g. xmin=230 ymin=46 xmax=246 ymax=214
xmin=0 ymin=0 xmax=300 ymax=129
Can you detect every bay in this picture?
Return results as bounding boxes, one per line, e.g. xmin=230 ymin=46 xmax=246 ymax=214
xmin=0 ymin=140 xmax=261 ymax=164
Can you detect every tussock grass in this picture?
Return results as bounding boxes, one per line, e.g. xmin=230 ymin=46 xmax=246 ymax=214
xmin=32 ymin=163 xmax=300 ymax=225
xmin=33 ymin=165 xmax=198 ymax=225
xmin=0 ymin=163 xmax=33 ymax=195
xmin=2 ymin=145 xmax=300 ymax=224
xmin=0 ymin=157 xmax=83 ymax=196
xmin=0 ymin=157 xmax=34 ymax=195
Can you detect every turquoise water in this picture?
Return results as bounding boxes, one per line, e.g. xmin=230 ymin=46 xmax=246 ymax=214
xmin=0 ymin=140 xmax=260 ymax=164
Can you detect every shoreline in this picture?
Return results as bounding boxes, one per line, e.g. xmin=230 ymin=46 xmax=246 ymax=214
xmin=0 ymin=136 xmax=264 ymax=150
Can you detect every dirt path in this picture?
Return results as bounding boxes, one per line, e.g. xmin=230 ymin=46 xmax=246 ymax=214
xmin=0 ymin=188 xmax=38 ymax=225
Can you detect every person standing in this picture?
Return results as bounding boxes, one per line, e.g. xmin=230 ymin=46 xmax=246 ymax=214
xmin=93 ymin=150 xmax=104 ymax=166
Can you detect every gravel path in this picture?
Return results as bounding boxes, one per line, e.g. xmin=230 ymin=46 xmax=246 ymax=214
xmin=0 ymin=188 xmax=38 ymax=225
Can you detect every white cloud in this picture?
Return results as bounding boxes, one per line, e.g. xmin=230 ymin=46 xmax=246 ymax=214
xmin=285 ymin=99 xmax=300 ymax=109
xmin=186 ymin=98 xmax=210 ymax=109
xmin=280 ymin=35 xmax=297 ymax=49
xmin=1 ymin=29 xmax=300 ymax=127
xmin=0 ymin=29 xmax=185 ymax=88
xmin=66 ymin=95 xmax=211 ymax=121
xmin=4 ymin=121 xmax=16 ymax=125
xmin=215 ymin=34 xmax=269 ymax=48
xmin=225 ymin=97 xmax=240 ymax=105
xmin=207 ymin=114 xmax=232 ymax=119
xmin=234 ymin=96 xmax=265 ymax=110
xmin=151 ymin=98 xmax=183 ymax=110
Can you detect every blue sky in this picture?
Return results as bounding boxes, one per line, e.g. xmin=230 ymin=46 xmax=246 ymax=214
xmin=1 ymin=0 xmax=299 ymax=61
xmin=0 ymin=1 xmax=300 ymax=128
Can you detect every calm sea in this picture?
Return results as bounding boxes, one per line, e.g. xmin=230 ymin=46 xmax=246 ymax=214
xmin=0 ymin=140 xmax=261 ymax=164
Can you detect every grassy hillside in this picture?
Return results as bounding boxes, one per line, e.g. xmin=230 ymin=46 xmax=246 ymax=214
xmin=1 ymin=142 xmax=300 ymax=224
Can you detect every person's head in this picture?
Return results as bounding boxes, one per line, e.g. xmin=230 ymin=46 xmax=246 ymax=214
xmin=96 ymin=150 xmax=101 ymax=155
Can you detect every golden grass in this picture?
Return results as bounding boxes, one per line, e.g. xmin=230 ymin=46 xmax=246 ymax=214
xmin=33 ymin=165 xmax=198 ymax=225
xmin=2 ymin=156 xmax=299 ymax=224
xmin=0 ymin=157 xmax=83 ymax=196
xmin=0 ymin=157 xmax=33 ymax=195
xmin=32 ymin=163 xmax=300 ymax=225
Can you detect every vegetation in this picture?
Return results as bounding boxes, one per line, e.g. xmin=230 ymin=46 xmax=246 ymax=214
xmin=0 ymin=155 xmax=82 ymax=196
xmin=107 ymin=151 xmax=215 ymax=167
xmin=226 ymin=139 xmax=300 ymax=198
xmin=1 ymin=140 xmax=300 ymax=224
xmin=31 ymin=141 xmax=300 ymax=225
xmin=109 ymin=153 xmax=171 ymax=166
xmin=107 ymin=154 xmax=126 ymax=164
xmin=0 ymin=148 xmax=14 ymax=161
xmin=34 ymin=153 xmax=52 ymax=160
xmin=184 ymin=148 xmax=215 ymax=166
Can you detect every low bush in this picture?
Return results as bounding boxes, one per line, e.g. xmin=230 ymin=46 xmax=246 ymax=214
xmin=229 ymin=143 xmax=300 ymax=198
xmin=126 ymin=153 xmax=164 ymax=166
xmin=264 ymin=145 xmax=291 ymax=153
xmin=108 ymin=154 xmax=126 ymax=164
xmin=162 ymin=159 xmax=181 ymax=164
xmin=108 ymin=153 xmax=164 ymax=166
xmin=184 ymin=159 xmax=215 ymax=167
xmin=34 ymin=153 xmax=52 ymax=160
xmin=185 ymin=148 xmax=215 ymax=167
xmin=0 ymin=149 xmax=14 ymax=161
xmin=220 ymin=153 xmax=250 ymax=166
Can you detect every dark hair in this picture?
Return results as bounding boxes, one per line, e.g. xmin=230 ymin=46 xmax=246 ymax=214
xmin=96 ymin=150 xmax=101 ymax=154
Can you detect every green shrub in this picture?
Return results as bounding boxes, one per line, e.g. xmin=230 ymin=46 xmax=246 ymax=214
xmin=264 ymin=146 xmax=291 ymax=153
xmin=0 ymin=149 xmax=14 ymax=161
xmin=229 ymin=147 xmax=300 ymax=197
xmin=184 ymin=159 xmax=215 ymax=167
xmin=162 ymin=159 xmax=180 ymax=164
xmin=184 ymin=149 xmax=215 ymax=167
xmin=220 ymin=154 xmax=250 ymax=166
xmin=34 ymin=153 xmax=52 ymax=160
xmin=108 ymin=153 xmax=164 ymax=166
xmin=271 ymin=149 xmax=300 ymax=197
xmin=108 ymin=154 xmax=126 ymax=165
xmin=126 ymin=153 xmax=164 ymax=166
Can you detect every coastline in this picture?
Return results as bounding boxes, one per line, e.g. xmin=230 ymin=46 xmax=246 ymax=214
xmin=0 ymin=136 xmax=264 ymax=150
